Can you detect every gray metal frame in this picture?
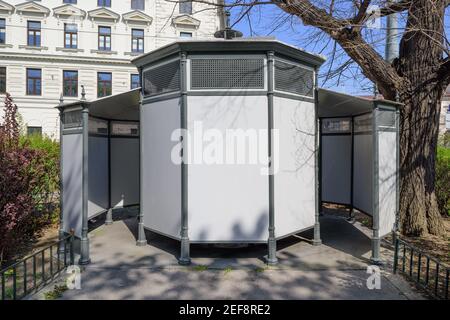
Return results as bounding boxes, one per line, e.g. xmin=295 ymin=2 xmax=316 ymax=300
xmin=179 ymin=51 xmax=191 ymax=265
xmin=266 ymin=51 xmax=278 ymax=265
xmin=79 ymin=103 xmax=90 ymax=265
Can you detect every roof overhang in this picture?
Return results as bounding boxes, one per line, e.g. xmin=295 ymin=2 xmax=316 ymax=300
xmin=132 ymin=39 xmax=326 ymax=69
xmin=317 ymin=88 xmax=401 ymax=118
xmin=57 ymin=89 xmax=140 ymax=121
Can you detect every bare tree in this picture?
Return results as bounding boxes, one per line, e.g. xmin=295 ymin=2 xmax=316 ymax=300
xmin=173 ymin=0 xmax=449 ymax=236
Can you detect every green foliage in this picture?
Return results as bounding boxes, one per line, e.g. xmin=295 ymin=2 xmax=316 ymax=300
xmin=20 ymin=133 xmax=60 ymax=224
xmin=0 ymin=94 xmax=60 ymax=267
xmin=436 ymin=133 xmax=450 ymax=217
xmin=44 ymin=284 xmax=68 ymax=300
xmin=192 ymin=265 xmax=208 ymax=271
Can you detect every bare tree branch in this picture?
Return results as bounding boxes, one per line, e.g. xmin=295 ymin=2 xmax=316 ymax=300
xmin=276 ymin=0 xmax=405 ymax=98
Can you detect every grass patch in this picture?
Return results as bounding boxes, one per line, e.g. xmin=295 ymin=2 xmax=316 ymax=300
xmin=255 ymin=266 xmax=267 ymax=273
xmin=192 ymin=265 xmax=208 ymax=272
xmin=223 ymin=266 xmax=233 ymax=275
xmin=44 ymin=284 xmax=68 ymax=300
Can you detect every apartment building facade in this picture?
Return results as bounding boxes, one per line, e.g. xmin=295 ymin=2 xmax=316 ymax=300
xmin=0 ymin=0 xmax=223 ymax=138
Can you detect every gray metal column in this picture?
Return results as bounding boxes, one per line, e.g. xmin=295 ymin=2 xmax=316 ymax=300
xmin=79 ymin=95 xmax=91 ymax=265
xmin=137 ymin=92 xmax=147 ymax=246
xmin=393 ymin=109 xmax=400 ymax=244
xmin=58 ymin=96 xmax=66 ymax=253
xmin=266 ymin=51 xmax=278 ymax=265
xmin=105 ymin=121 xmax=113 ymax=226
xmin=370 ymin=108 xmax=382 ymax=265
xmin=313 ymin=67 xmax=322 ymax=246
xmin=179 ymin=52 xmax=191 ymax=265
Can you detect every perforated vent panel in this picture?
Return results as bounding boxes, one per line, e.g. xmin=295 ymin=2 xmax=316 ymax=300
xmin=191 ymin=58 xmax=265 ymax=89
xmin=322 ymin=118 xmax=351 ymax=134
xmin=354 ymin=113 xmax=373 ymax=133
xmin=275 ymin=60 xmax=314 ymax=97
xmin=143 ymin=60 xmax=180 ymax=96
xmin=89 ymin=117 xmax=108 ymax=135
xmin=377 ymin=110 xmax=396 ymax=128
xmin=111 ymin=122 xmax=139 ymax=137
xmin=63 ymin=110 xmax=82 ymax=129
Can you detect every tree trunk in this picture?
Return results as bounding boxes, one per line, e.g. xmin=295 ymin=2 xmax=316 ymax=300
xmin=399 ymin=89 xmax=445 ymax=236
xmin=397 ymin=0 xmax=446 ymax=236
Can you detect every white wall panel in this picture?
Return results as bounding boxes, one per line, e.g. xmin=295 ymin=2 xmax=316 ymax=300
xmin=110 ymin=137 xmax=140 ymax=208
xmin=274 ymin=97 xmax=316 ymax=237
xmin=321 ymin=135 xmax=352 ymax=205
xmin=353 ymin=134 xmax=373 ymax=215
xmin=378 ymin=131 xmax=397 ymax=237
xmin=88 ymin=136 xmax=109 ymax=218
xmin=62 ymin=133 xmax=82 ymax=237
xmin=141 ymin=98 xmax=182 ymax=239
xmin=187 ymin=95 xmax=269 ymax=242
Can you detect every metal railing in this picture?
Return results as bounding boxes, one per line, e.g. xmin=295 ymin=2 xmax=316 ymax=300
xmin=0 ymin=233 xmax=74 ymax=300
xmin=394 ymin=236 xmax=449 ymax=300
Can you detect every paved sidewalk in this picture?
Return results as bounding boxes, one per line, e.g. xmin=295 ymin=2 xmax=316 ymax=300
xmin=33 ymin=213 xmax=425 ymax=300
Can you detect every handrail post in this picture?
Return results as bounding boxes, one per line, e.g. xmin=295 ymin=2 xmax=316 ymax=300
xmin=393 ymin=235 xmax=399 ymax=274
xmin=70 ymin=233 xmax=75 ymax=266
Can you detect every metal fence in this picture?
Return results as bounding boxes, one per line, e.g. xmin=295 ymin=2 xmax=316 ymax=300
xmin=0 ymin=234 xmax=74 ymax=300
xmin=393 ymin=236 xmax=449 ymax=300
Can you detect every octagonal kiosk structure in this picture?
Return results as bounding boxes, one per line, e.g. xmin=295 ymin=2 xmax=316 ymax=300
xmin=133 ymin=39 xmax=326 ymax=264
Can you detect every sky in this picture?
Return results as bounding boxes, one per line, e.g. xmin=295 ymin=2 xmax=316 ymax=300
xmin=228 ymin=1 xmax=450 ymax=96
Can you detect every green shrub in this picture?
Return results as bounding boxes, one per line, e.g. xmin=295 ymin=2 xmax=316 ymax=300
xmin=0 ymin=94 xmax=60 ymax=267
xmin=436 ymin=134 xmax=450 ymax=217
xmin=20 ymin=134 xmax=60 ymax=225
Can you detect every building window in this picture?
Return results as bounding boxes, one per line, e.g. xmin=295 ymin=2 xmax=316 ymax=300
xmin=131 ymin=0 xmax=145 ymax=10
xmin=131 ymin=29 xmax=144 ymax=53
xmin=64 ymin=24 xmax=78 ymax=49
xmin=0 ymin=67 xmax=6 ymax=94
xmin=63 ymin=70 xmax=78 ymax=97
xmin=98 ymin=0 xmax=111 ymax=7
xmin=27 ymin=126 xmax=42 ymax=136
xmin=0 ymin=19 xmax=5 ymax=44
xmin=26 ymin=68 xmax=41 ymax=96
xmin=131 ymin=74 xmax=140 ymax=89
xmin=98 ymin=72 xmax=112 ymax=98
xmin=27 ymin=21 xmax=41 ymax=47
xmin=98 ymin=26 xmax=111 ymax=51
xmin=63 ymin=0 xmax=77 ymax=3
xmin=179 ymin=1 xmax=192 ymax=14
xmin=180 ymin=32 xmax=192 ymax=38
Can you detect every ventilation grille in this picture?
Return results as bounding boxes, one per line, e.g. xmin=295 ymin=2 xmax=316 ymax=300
xmin=275 ymin=60 xmax=314 ymax=97
xmin=191 ymin=58 xmax=265 ymax=89
xmin=89 ymin=117 xmax=108 ymax=135
xmin=143 ymin=60 xmax=180 ymax=96
xmin=111 ymin=122 xmax=139 ymax=137
xmin=354 ymin=113 xmax=373 ymax=133
xmin=321 ymin=118 xmax=351 ymax=134
xmin=377 ymin=110 xmax=396 ymax=128
xmin=63 ymin=110 xmax=82 ymax=129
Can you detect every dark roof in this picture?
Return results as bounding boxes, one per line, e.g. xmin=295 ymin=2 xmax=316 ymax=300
xmin=132 ymin=38 xmax=326 ymax=68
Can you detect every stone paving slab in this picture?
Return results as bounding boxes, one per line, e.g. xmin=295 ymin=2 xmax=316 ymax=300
xmin=30 ymin=214 xmax=425 ymax=300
